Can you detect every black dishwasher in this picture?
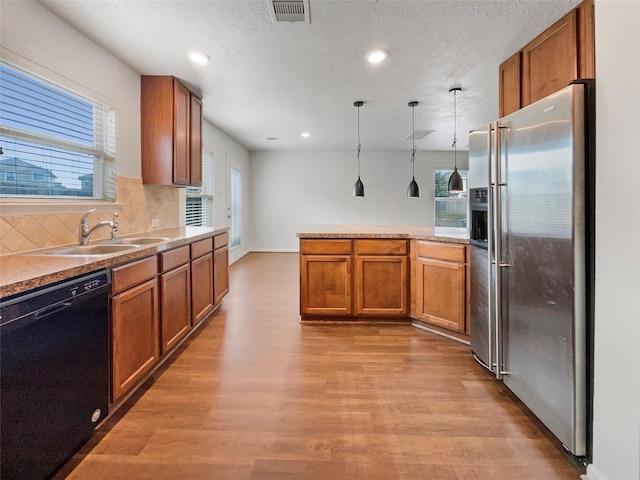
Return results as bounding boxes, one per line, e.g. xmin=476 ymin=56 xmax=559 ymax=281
xmin=0 ymin=270 xmax=111 ymax=480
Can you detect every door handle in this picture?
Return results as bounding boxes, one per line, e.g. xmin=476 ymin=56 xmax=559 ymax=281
xmin=35 ymin=301 xmax=72 ymax=320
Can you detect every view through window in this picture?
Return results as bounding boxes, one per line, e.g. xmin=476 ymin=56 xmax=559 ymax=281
xmin=434 ymin=169 xmax=468 ymax=230
xmin=0 ymin=62 xmax=116 ymax=200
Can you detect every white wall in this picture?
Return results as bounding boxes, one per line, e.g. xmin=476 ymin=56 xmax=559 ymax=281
xmin=589 ymin=2 xmax=640 ymax=480
xmin=201 ymin=120 xmax=250 ymax=264
xmin=0 ymin=1 xmax=141 ymax=179
xmin=248 ymin=150 xmax=468 ymax=251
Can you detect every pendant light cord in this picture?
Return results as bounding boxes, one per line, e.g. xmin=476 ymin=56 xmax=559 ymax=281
xmin=410 ymin=101 xmax=417 ymax=177
xmin=356 ymin=104 xmax=361 ymax=178
xmin=452 ymin=88 xmax=458 ymax=169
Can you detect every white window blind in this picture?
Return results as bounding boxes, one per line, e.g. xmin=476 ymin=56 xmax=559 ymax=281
xmin=0 ymin=61 xmax=116 ymax=200
xmin=434 ymin=169 xmax=468 ymax=230
xmin=186 ymin=151 xmax=213 ymax=226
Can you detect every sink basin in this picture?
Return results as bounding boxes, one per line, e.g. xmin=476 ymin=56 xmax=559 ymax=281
xmin=114 ymin=236 xmax=171 ymax=245
xmin=41 ymin=244 xmax=140 ymax=256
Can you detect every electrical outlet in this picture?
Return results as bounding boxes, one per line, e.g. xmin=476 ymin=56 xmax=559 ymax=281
xmin=151 ymin=218 xmax=160 ymax=228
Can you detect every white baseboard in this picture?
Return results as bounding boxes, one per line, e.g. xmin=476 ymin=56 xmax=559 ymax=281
xmin=584 ymin=464 xmax=612 ymax=480
xmin=247 ymin=248 xmax=299 ymax=253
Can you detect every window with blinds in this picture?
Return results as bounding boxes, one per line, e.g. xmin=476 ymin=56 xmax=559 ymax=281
xmin=434 ymin=169 xmax=468 ymax=230
xmin=0 ymin=62 xmax=116 ymax=200
xmin=185 ymin=151 xmax=213 ymax=226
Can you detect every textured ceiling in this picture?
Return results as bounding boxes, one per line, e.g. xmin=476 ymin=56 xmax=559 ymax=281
xmin=40 ymin=0 xmax=579 ymax=152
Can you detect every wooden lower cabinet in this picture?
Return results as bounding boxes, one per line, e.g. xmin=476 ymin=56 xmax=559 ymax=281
xmin=300 ymin=254 xmax=352 ymax=315
xmin=214 ymin=245 xmax=229 ymax=305
xmin=160 ymin=263 xmax=191 ymax=353
xmin=415 ymin=258 xmax=466 ymax=332
xmin=355 ymin=256 xmax=407 ymax=315
xmin=191 ymin=252 xmax=214 ymax=324
xmin=413 ymin=241 xmax=468 ymax=333
xmin=111 ymin=278 xmax=160 ymax=402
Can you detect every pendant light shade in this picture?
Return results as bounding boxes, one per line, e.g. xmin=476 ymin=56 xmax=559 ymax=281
xmin=353 ymin=101 xmax=365 ymax=197
xmin=448 ymin=87 xmax=464 ymax=193
xmin=407 ymin=101 xmax=420 ymax=198
xmin=448 ymin=166 xmax=464 ymax=192
xmin=353 ymin=176 xmax=365 ymax=197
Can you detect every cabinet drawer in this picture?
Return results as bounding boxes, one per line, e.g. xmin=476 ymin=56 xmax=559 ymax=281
xmin=214 ymin=232 xmax=229 ymax=250
xmin=300 ymin=239 xmax=352 ymax=255
xmin=356 ymin=239 xmax=407 ymax=255
xmin=417 ymin=242 xmax=466 ymax=263
xmin=112 ymin=256 xmax=158 ymax=294
xmin=191 ymin=237 xmax=213 ymax=259
xmin=160 ymin=245 xmax=190 ymax=272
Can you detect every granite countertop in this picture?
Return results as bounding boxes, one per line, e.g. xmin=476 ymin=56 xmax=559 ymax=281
xmin=0 ymin=226 xmax=228 ymax=298
xmin=296 ymin=224 xmax=469 ymax=244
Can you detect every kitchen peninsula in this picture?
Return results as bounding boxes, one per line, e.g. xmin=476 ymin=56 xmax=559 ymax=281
xmin=297 ymin=225 xmax=471 ymax=340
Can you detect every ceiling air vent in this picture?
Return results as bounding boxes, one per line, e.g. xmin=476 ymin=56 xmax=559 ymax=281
xmin=270 ymin=0 xmax=309 ymax=23
xmin=405 ymin=129 xmax=435 ymax=140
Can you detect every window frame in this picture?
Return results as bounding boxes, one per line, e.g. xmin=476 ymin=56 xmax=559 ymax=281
xmin=185 ymin=149 xmax=214 ymax=227
xmin=0 ymin=49 xmax=120 ymax=215
xmin=434 ymin=168 xmax=469 ymax=233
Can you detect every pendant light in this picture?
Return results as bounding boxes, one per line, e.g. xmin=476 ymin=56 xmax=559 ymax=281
xmin=407 ymin=101 xmax=420 ymax=198
xmin=352 ymin=101 xmax=365 ymax=197
xmin=448 ymin=87 xmax=464 ymax=193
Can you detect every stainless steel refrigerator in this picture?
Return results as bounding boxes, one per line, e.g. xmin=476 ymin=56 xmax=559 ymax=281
xmin=468 ymin=80 xmax=595 ymax=458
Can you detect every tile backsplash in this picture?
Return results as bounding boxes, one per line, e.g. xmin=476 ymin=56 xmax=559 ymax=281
xmin=0 ymin=177 xmax=179 ymax=255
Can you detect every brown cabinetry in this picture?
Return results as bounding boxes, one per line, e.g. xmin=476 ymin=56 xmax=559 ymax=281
xmin=111 ymin=256 xmax=159 ymax=402
xmin=213 ymin=232 xmax=230 ymax=305
xmin=354 ymin=240 xmax=408 ymax=316
xmin=414 ymin=241 xmax=468 ymax=333
xmin=159 ymin=246 xmax=191 ymax=354
xmin=498 ymin=0 xmax=594 ymax=116
xmin=141 ymin=75 xmax=202 ymax=186
xmin=300 ymin=239 xmax=353 ymax=316
xmin=191 ymin=238 xmax=214 ymax=325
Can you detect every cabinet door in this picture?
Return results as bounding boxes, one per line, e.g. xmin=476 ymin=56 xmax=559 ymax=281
xmin=300 ymin=255 xmax=352 ymax=315
xmin=499 ymin=52 xmax=522 ymax=117
xmin=522 ymin=10 xmax=578 ymax=106
xmin=577 ymin=0 xmax=595 ymax=78
xmin=189 ymin=95 xmax=203 ymax=187
xmin=173 ymin=80 xmax=191 ymax=185
xmin=191 ymin=252 xmax=214 ymax=324
xmin=160 ymin=264 xmax=191 ymax=354
xmin=355 ymin=256 xmax=407 ymax=316
xmin=416 ymin=258 xmax=466 ymax=332
xmin=111 ymin=278 xmax=159 ymax=402
xmin=213 ymin=246 xmax=229 ymax=305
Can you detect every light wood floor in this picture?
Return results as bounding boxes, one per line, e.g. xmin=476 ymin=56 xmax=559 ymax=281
xmin=55 ymin=252 xmax=584 ymax=480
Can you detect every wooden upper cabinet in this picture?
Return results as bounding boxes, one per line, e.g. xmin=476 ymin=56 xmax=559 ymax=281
xmin=141 ymin=75 xmax=202 ymax=186
xmin=499 ymin=52 xmax=522 ymax=117
xmin=189 ymin=95 xmax=203 ymax=187
xmin=522 ymin=10 xmax=578 ymax=106
xmin=500 ymin=0 xmax=594 ymax=115
xmin=173 ymin=80 xmax=190 ymax=185
xmin=577 ymin=0 xmax=595 ymax=79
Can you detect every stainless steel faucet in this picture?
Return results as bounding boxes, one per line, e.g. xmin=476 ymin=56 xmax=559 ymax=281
xmin=79 ymin=209 xmax=119 ymax=245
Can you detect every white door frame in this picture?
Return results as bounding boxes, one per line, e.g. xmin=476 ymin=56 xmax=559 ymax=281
xmin=226 ymin=155 xmax=241 ymax=256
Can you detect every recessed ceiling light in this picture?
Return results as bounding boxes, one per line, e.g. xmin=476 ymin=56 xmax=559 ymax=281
xmin=366 ymin=49 xmax=388 ymax=64
xmin=301 ymin=132 xmax=310 ymax=138
xmin=187 ymin=51 xmax=210 ymax=65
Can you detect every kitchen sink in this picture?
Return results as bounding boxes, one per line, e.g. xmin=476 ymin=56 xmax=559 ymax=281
xmin=113 ymin=236 xmax=171 ymax=245
xmin=39 ymin=244 xmax=140 ymax=256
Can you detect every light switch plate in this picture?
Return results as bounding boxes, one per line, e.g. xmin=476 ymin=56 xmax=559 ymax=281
xmin=151 ymin=218 xmax=160 ymax=228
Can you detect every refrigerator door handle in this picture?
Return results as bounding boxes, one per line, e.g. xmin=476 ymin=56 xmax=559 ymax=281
xmin=486 ymin=123 xmax=494 ymax=374
xmin=494 ymin=120 xmax=505 ymax=380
